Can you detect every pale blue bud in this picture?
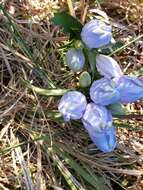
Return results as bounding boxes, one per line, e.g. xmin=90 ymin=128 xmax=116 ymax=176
xmin=82 ymin=103 xmax=116 ymax=152
xmin=81 ymin=19 xmax=112 ymax=48
xmin=58 ymin=91 xmax=87 ymax=121
xmin=116 ymin=76 xmax=143 ymax=103
xmin=65 ymin=49 xmax=85 ymax=72
xmin=96 ymin=54 xmax=123 ymax=79
xmin=90 ymin=78 xmax=120 ymax=105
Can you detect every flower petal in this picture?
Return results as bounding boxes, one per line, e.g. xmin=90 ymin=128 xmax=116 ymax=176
xmin=81 ymin=19 xmax=112 ymax=48
xmin=82 ymin=103 xmax=112 ymax=133
xmin=90 ymin=78 xmax=120 ymax=105
xmin=90 ymin=127 xmax=117 ymax=153
xmin=116 ymin=76 xmax=143 ymax=103
xmin=58 ymin=91 xmax=87 ymax=121
xmin=96 ymin=54 xmax=123 ymax=79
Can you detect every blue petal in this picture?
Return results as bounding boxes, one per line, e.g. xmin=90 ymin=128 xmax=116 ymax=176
xmin=82 ymin=103 xmax=112 ymax=133
xmin=65 ymin=49 xmax=85 ymax=72
xmin=89 ymin=127 xmax=117 ymax=153
xmin=90 ymin=78 xmax=120 ymax=106
xmin=116 ymin=76 xmax=143 ymax=103
xmin=81 ymin=19 xmax=112 ymax=48
xmin=96 ymin=54 xmax=123 ymax=79
xmin=58 ymin=91 xmax=87 ymax=121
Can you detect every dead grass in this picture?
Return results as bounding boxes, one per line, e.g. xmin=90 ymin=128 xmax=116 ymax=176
xmin=0 ymin=0 xmax=143 ymax=190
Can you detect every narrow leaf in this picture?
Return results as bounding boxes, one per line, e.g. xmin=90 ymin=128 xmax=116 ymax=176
xmin=26 ymin=82 xmax=69 ymax=96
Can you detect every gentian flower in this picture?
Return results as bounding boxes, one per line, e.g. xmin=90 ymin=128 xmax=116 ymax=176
xmin=116 ymin=76 xmax=143 ymax=103
xmin=58 ymin=91 xmax=87 ymax=121
xmin=82 ymin=103 xmax=112 ymax=133
xmin=90 ymin=78 xmax=120 ymax=105
xmin=96 ymin=54 xmax=123 ymax=79
xmin=65 ymin=48 xmax=85 ymax=72
xmin=81 ymin=19 xmax=112 ymax=48
xmin=82 ymin=103 xmax=116 ymax=152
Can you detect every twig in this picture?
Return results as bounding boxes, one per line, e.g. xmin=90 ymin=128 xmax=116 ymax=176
xmin=0 ymin=47 xmax=13 ymax=78
xmin=109 ymin=34 xmax=143 ymax=56
xmin=67 ymin=0 xmax=75 ymax=17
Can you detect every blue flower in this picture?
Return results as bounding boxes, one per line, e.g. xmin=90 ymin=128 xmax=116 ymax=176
xmin=90 ymin=78 xmax=120 ymax=105
xmin=82 ymin=103 xmax=112 ymax=133
xmin=81 ymin=19 xmax=112 ymax=48
xmin=96 ymin=54 xmax=123 ymax=79
xmin=82 ymin=103 xmax=116 ymax=152
xmin=58 ymin=91 xmax=87 ymax=121
xmin=65 ymin=49 xmax=85 ymax=72
xmin=116 ymin=76 xmax=143 ymax=103
xmin=90 ymin=127 xmax=117 ymax=153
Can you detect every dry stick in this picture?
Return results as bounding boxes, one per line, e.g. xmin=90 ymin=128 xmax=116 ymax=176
xmin=67 ymin=0 xmax=75 ymax=17
xmin=0 ymin=47 xmax=13 ymax=78
xmin=0 ymin=42 xmax=33 ymax=66
xmin=15 ymin=146 xmax=34 ymax=190
xmin=81 ymin=4 xmax=88 ymax=24
xmin=0 ymin=91 xmax=25 ymax=119
xmin=109 ymin=34 xmax=143 ymax=56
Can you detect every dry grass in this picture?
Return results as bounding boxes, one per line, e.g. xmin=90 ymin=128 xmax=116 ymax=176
xmin=0 ymin=0 xmax=143 ymax=190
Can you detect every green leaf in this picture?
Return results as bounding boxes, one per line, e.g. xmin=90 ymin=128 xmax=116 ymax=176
xmin=87 ymin=50 xmax=101 ymax=80
xmin=108 ymin=103 xmax=126 ymax=116
xmin=99 ymin=42 xmax=124 ymax=55
xmin=51 ymin=12 xmax=83 ymax=39
xmin=54 ymin=146 xmax=111 ymax=190
xmin=26 ymin=83 xmax=70 ymax=96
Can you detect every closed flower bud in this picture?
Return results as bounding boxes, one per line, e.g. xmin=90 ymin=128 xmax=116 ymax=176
xmin=79 ymin=71 xmax=91 ymax=87
xmin=81 ymin=19 xmax=112 ymax=49
xmin=82 ymin=103 xmax=116 ymax=152
xmin=96 ymin=54 xmax=123 ymax=79
xmin=58 ymin=91 xmax=87 ymax=121
xmin=65 ymin=49 xmax=85 ymax=72
xmin=90 ymin=78 xmax=120 ymax=106
xmin=116 ymin=76 xmax=143 ymax=103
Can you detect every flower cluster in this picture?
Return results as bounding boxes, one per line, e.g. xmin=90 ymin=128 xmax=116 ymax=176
xmin=59 ymin=19 xmax=143 ymax=153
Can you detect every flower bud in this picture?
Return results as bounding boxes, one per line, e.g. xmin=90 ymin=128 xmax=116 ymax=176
xmin=58 ymin=91 xmax=87 ymax=121
xmin=90 ymin=78 xmax=120 ymax=105
xmin=82 ymin=103 xmax=116 ymax=152
xmin=96 ymin=54 xmax=123 ymax=79
xmin=81 ymin=19 xmax=112 ymax=49
xmin=79 ymin=71 xmax=91 ymax=87
xmin=116 ymin=76 xmax=143 ymax=103
xmin=65 ymin=49 xmax=85 ymax=72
